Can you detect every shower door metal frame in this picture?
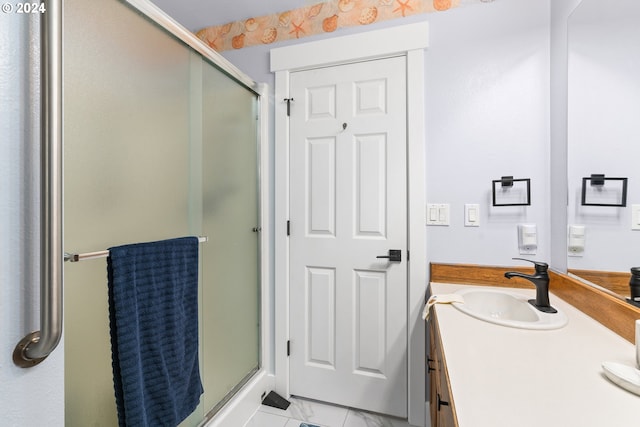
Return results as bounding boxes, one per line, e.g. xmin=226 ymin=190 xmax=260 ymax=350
xmin=125 ymin=0 xmax=260 ymax=92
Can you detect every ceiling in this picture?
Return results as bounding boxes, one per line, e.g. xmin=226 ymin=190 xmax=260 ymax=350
xmin=150 ymin=0 xmax=321 ymax=32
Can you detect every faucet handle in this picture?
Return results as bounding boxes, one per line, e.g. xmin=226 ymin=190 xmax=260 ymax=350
xmin=512 ymin=258 xmax=549 ymax=273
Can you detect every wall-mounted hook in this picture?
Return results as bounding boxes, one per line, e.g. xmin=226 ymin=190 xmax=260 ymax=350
xmin=342 ymin=122 xmax=348 ymax=130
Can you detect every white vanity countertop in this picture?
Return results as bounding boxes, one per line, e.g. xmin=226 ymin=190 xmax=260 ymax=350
xmin=430 ymin=282 xmax=640 ymax=427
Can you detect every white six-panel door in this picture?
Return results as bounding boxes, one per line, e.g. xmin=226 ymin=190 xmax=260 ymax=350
xmin=288 ymin=56 xmax=408 ymax=417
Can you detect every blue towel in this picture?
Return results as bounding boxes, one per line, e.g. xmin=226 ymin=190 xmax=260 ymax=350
xmin=107 ymin=236 xmax=203 ymax=427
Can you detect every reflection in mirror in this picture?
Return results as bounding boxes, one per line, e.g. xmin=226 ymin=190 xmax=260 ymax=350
xmin=567 ymin=0 xmax=640 ymax=302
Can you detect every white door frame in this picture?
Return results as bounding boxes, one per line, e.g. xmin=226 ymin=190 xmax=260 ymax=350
xmin=271 ymin=22 xmax=429 ymax=427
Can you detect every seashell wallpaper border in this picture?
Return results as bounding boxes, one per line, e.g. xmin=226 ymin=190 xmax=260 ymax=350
xmin=196 ymin=0 xmax=494 ymax=52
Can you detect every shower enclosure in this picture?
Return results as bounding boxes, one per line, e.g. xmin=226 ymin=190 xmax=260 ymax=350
xmin=63 ymin=0 xmax=262 ymax=425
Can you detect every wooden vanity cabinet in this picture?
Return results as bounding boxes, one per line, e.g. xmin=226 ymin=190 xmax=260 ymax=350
xmin=428 ymin=311 xmax=459 ymax=427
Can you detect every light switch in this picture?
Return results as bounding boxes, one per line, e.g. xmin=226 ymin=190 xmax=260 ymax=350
xmin=426 ymin=204 xmax=450 ymax=226
xmin=465 ymin=204 xmax=480 ymax=227
xmin=429 ymin=206 xmax=438 ymax=222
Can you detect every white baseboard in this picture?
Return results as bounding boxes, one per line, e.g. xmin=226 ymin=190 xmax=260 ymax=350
xmin=424 ymin=401 xmax=431 ymax=427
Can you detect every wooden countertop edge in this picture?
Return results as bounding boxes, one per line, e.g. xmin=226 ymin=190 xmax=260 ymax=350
xmin=567 ymin=269 xmax=630 ymax=297
xmin=430 ymin=263 xmax=640 ymax=343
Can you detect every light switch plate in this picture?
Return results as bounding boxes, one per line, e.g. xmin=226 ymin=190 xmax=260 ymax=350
xmin=518 ymin=223 xmax=537 ymax=255
xmin=464 ymin=204 xmax=480 ymax=227
xmin=427 ymin=203 xmax=450 ymax=226
xmin=568 ymin=224 xmax=585 ymax=257
xmin=632 ymin=205 xmax=640 ymax=231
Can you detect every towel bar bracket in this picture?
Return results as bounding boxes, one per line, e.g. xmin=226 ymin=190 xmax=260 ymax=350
xmin=13 ymin=332 xmax=48 ymax=368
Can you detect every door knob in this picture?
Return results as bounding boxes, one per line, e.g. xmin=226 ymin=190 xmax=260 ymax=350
xmin=376 ymin=249 xmax=401 ymax=262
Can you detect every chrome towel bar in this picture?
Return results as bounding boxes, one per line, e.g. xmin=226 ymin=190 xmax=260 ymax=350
xmin=64 ymin=236 xmax=208 ymax=263
xmin=14 ymin=0 xmax=64 ymax=368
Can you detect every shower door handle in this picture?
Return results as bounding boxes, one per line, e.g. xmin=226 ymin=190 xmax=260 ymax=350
xmin=376 ymin=250 xmax=401 ymax=262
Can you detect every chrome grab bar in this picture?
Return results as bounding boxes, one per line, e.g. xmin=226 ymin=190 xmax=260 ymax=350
xmin=13 ymin=0 xmax=64 ymax=368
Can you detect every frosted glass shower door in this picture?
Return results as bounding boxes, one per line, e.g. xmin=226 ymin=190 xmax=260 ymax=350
xmin=200 ymin=62 xmax=261 ymax=414
xmin=63 ymin=0 xmax=261 ymax=425
xmin=63 ymin=0 xmax=195 ymax=425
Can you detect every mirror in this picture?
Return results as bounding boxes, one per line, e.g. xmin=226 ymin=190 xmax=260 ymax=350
xmin=567 ymin=0 xmax=640 ymax=302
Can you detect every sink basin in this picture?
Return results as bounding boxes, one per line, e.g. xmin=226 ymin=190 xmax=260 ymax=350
xmin=452 ymin=288 xmax=568 ymax=330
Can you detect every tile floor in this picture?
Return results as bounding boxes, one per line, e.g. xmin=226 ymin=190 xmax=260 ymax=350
xmin=243 ymin=396 xmax=415 ymax=427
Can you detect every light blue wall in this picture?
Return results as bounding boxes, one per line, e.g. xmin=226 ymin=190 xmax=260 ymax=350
xmin=424 ymin=0 xmax=550 ymax=266
xmin=0 ymin=13 xmax=65 ymax=426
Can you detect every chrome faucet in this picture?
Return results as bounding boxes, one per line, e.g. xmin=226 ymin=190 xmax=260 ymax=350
xmin=504 ymin=258 xmax=557 ymax=313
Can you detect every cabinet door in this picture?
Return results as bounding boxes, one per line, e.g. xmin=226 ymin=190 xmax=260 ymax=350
xmin=428 ymin=312 xmax=458 ymax=427
xmin=428 ymin=321 xmax=438 ymax=426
